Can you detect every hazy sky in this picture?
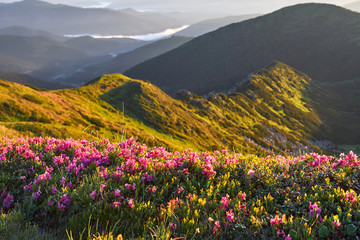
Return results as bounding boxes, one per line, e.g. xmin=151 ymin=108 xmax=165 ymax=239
xmin=0 ymin=0 xmax=357 ymax=14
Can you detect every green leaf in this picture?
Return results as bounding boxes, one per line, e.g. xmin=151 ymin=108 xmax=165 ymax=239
xmin=346 ymin=224 xmax=357 ymax=236
xmin=318 ymin=225 xmax=328 ymax=238
xmin=289 ymin=229 xmax=298 ymax=238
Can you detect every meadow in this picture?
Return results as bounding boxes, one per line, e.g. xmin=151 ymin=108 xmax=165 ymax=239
xmin=1 ymin=137 xmax=359 ymax=239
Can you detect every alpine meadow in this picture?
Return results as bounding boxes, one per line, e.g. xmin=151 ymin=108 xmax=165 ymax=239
xmin=1 ymin=0 xmax=360 ymax=239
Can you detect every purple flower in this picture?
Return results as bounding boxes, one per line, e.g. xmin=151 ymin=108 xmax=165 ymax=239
xmin=51 ymin=187 xmax=57 ymax=195
xmin=114 ymin=189 xmax=121 ymax=197
xmin=32 ymin=189 xmax=41 ymax=200
xmin=3 ymin=194 xmax=14 ymax=208
xmin=90 ymin=190 xmax=97 ymax=200
xmin=57 ymin=202 xmax=66 ymax=211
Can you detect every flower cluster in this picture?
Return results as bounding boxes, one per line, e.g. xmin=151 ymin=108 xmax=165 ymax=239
xmin=0 ymin=137 xmax=359 ymax=239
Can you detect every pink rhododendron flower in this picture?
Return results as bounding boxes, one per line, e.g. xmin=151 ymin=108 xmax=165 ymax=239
xmin=226 ymin=209 xmax=234 ymax=222
xmin=177 ymin=187 xmax=184 ymax=194
xmin=3 ymin=194 xmax=14 ymax=208
xmin=168 ymin=198 xmax=179 ymax=209
xmin=57 ymin=202 xmax=66 ymax=211
xmin=333 ymin=219 xmax=341 ymax=229
xmin=90 ymin=190 xmax=97 ymax=200
xmin=308 ymin=201 xmax=321 ymax=217
xmin=114 ymin=189 xmax=121 ymax=197
xmin=128 ymin=198 xmax=134 ymax=208
xmin=285 ymin=235 xmax=292 ymax=240
xmin=220 ymin=194 xmax=230 ymax=211
xmin=270 ymin=215 xmax=283 ymax=226
xmin=169 ymin=222 xmax=177 ymax=231
xmin=213 ymin=221 xmax=220 ymax=234
xmin=32 ymin=189 xmax=41 ymax=200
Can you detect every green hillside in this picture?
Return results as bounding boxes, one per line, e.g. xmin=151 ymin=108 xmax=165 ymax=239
xmin=125 ymin=3 xmax=360 ymax=149
xmin=0 ymin=62 xmax=325 ymax=154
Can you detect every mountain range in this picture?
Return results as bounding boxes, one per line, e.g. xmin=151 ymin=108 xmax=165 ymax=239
xmin=63 ymin=36 xmax=193 ymax=86
xmin=124 ymin=3 xmax=360 ymax=149
xmin=0 ymin=2 xmax=359 ymax=153
xmin=0 ymin=0 xmax=198 ymax=35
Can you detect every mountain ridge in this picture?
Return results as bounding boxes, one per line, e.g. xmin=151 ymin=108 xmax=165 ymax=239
xmin=0 ymin=61 xmax=326 ymax=154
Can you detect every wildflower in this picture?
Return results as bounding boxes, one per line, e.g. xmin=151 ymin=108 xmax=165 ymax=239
xmin=333 ymin=219 xmax=341 ymax=229
xmin=148 ymin=186 xmax=156 ymax=193
xmin=345 ymin=191 xmax=357 ymax=204
xmin=3 ymin=194 xmax=14 ymax=208
xmin=114 ymin=189 xmax=121 ymax=197
xmin=1 ymin=188 xmax=7 ymax=200
xmin=112 ymin=202 xmax=121 ymax=208
xmin=213 ymin=221 xmax=220 ymax=234
xmin=248 ymin=170 xmax=255 ymax=176
xmin=51 ymin=186 xmax=57 ymax=195
xmin=226 ymin=209 xmax=234 ymax=222
xmin=48 ymin=200 xmax=54 ymax=206
xmin=60 ymin=193 xmax=71 ymax=206
xmin=57 ymin=202 xmax=66 ymax=211
xmin=238 ymin=191 xmax=246 ymax=201
xmin=285 ymin=235 xmax=292 ymax=240
xmin=202 ymin=163 xmax=216 ymax=178
xmin=90 ymin=190 xmax=97 ymax=200
xmin=125 ymin=183 xmax=136 ymax=191
xmin=177 ymin=187 xmax=184 ymax=194
xmin=169 ymin=223 xmax=177 ymax=231
xmin=270 ymin=215 xmax=283 ymax=227
xmin=60 ymin=177 xmax=66 ymax=186
xmin=128 ymin=199 xmax=134 ymax=208
xmin=183 ymin=168 xmax=189 ymax=175
xmin=277 ymin=230 xmax=285 ymax=237
xmin=308 ymin=201 xmax=321 ymax=217
xmin=32 ymin=189 xmax=41 ymax=200
xmin=168 ymin=198 xmax=179 ymax=209
xmin=100 ymin=183 xmax=106 ymax=195
xmin=220 ymin=194 xmax=230 ymax=211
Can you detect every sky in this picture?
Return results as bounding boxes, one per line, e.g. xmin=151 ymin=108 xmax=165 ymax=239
xmin=0 ymin=0 xmax=356 ymax=14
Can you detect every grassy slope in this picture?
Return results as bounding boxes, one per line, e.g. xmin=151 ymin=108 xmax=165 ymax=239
xmin=0 ymin=61 xmax=324 ymax=154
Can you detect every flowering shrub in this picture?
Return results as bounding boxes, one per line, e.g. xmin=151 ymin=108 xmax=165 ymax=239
xmin=0 ymin=137 xmax=360 ymax=239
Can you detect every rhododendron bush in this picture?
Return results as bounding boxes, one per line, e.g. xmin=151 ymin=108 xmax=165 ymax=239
xmin=1 ymin=137 xmax=360 ymax=239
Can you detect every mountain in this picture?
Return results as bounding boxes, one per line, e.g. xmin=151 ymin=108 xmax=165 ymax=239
xmin=125 ymin=3 xmax=360 ymax=148
xmin=0 ymin=34 xmax=89 ymax=76
xmin=0 ymin=0 xmax=186 ymax=35
xmin=64 ymin=36 xmax=193 ymax=86
xmin=0 ymin=62 xmax=327 ymax=154
xmin=126 ymin=3 xmax=360 ymax=95
xmin=0 ymin=26 xmax=65 ymax=41
xmin=344 ymin=1 xmax=360 ymax=12
xmin=64 ymin=36 xmax=148 ymax=56
xmin=175 ymin=14 xmax=261 ymax=37
xmin=0 ymin=71 xmax=69 ymax=89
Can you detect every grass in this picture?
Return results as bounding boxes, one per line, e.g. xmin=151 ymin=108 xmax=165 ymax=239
xmin=0 ymin=61 xmax=342 ymax=154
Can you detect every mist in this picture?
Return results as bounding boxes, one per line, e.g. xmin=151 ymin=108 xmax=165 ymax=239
xmin=0 ymin=0 xmax=356 ymax=14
